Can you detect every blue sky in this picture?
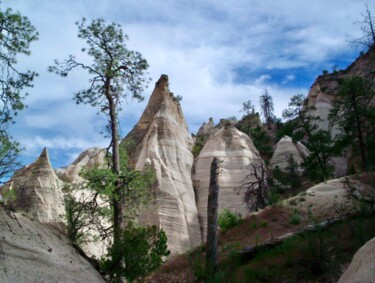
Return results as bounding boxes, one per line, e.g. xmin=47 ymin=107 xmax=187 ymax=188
xmin=3 ymin=0 xmax=374 ymax=169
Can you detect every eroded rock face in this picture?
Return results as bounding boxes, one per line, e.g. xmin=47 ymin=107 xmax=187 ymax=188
xmin=196 ymin=117 xmax=215 ymax=137
xmin=306 ymin=48 xmax=375 ymax=177
xmin=338 ymin=236 xmax=375 ymax=283
xmin=0 ymin=206 xmax=105 ymax=283
xmin=4 ymin=148 xmax=65 ymax=225
xmin=270 ymin=136 xmax=308 ymax=176
xmin=193 ymin=124 xmax=263 ymax=240
xmin=56 ymin=147 xmax=107 ymax=183
xmin=123 ymin=74 xmax=201 ymax=254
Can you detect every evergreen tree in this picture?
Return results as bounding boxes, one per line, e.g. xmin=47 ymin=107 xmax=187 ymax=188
xmin=283 ymin=94 xmax=334 ymax=182
xmin=329 ymin=76 xmax=375 ymax=171
xmin=259 ymin=89 xmax=274 ymax=130
xmin=0 ymin=5 xmax=38 ymax=180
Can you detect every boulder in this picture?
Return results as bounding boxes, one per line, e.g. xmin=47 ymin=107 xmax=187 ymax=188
xmin=2 ymin=148 xmax=65 ymax=226
xmin=270 ymin=136 xmax=307 ymax=176
xmin=193 ymin=124 xmax=263 ymax=239
xmin=0 ymin=205 xmax=105 ymax=283
xmin=122 ymin=74 xmax=201 ymax=254
xmin=338 ymin=237 xmax=375 ymax=283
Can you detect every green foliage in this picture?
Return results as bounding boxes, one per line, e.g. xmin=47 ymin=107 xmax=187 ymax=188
xmin=192 ymin=135 xmax=208 ymax=158
xmin=0 ymin=5 xmax=38 ymax=124
xmin=0 ymin=131 xmax=21 ymax=181
xmin=329 ymin=76 xmax=375 ymax=171
xmin=240 ymin=100 xmax=255 ymax=117
xmin=218 ymin=208 xmax=243 ymax=232
xmin=283 ymin=94 xmax=334 ymax=182
xmin=250 ymin=126 xmax=273 ymax=160
xmin=101 ymin=222 xmax=170 ymax=282
xmin=288 ymin=212 xmax=301 ymax=225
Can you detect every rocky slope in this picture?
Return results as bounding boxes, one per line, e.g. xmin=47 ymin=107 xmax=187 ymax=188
xmin=193 ymin=123 xmax=263 ymax=239
xmin=270 ymin=135 xmax=309 ymax=176
xmin=122 ymin=74 xmax=201 ymax=254
xmin=0 ymin=205 xmax=105 ymax=283
xmin=196 ymin=117 xmax=215 ymax=137
xmin=1 ymin=148 xmax=65 ymax=226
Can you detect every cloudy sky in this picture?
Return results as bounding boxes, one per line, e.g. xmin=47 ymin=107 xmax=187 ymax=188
xmin=3 ymin=0 xmax=374 ymax=168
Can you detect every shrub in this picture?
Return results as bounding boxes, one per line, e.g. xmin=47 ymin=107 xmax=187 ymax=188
xmin=289 ymin=213 xmax=301 ymax=225
xmin=218 ymin=209 xmax=243 ymax=232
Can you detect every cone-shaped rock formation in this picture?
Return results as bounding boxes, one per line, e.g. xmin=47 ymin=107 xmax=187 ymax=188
xmin=270 ymin=136 xmax=309 ymax=176
xmin=4 ymin=148 xmax=65 ymax=225
xmin=193 ymin=124 xmax=263 ymax=240
xmin=123 ymin=74 xmax=201 ymax=254
xmin=56 ymin=147 xmax=107 ymax=183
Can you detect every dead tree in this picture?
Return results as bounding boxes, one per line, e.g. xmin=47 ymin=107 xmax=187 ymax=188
xmin=240 ymin=161 xmax=269 ymax=212
xmin=205 ymin=157 xmax=220 ymax=279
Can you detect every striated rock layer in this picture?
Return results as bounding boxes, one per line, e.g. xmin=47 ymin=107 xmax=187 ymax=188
xmin=123 ymin=74 xmax=201 ymax=254
xmin=0 ymin=205 xmax=105 ymax=283
xmin=270 ymin=135 xmax=309 ymax=176
xmin=193 ymin=124 xmax=263 ymax=240
xmin=3 ymin=148 xmax=65 ymax=225
xmin=56 ymin=147 xmax=107 ymax=183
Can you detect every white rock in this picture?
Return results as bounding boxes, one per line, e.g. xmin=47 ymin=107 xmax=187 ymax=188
xmin=193 ymin=124 xmax=263 ymax=240
xmin=270 ymin=136 xmax=307 ymax=176
xmin=3 ymin=148 xmax=65 ymax=226
xmin=56 ymin=147 xmax=107 ymax=183
xmin=0 ymin=206 xmax=105 ymax=283
xmin=123 ymin=74 xmax=201 ymax=254
xmin=338 ymin=237 xmax=375 ymax=283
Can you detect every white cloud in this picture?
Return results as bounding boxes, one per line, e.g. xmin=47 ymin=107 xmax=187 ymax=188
xmin=3 ymin=0 xmax=374 ymax=168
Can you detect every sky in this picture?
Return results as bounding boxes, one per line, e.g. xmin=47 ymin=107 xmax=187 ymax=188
xmin=3 ymin=0 xmax=374 ymax=169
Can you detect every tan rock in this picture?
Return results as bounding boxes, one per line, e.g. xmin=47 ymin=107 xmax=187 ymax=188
xmin=0 ymin=206 xmax=105 ymax=283
xmin=270 ymin=136 xmax=306 ymax=176
xmin=196 ymin=117 xmax=215 ymax=137
xmin=338 ymin=237 xmax=375 ymax=283
xmin=3 ymin=148 xmax=65 ymax=225
xmin=123 ymin=74 xmax=201 ymax=254
xmin=193 ymin=124 xmax=263 ymax=239
xmin=56 ymin=147 xmax=107 ymax=183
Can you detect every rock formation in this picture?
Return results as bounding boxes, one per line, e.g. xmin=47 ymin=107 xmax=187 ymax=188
xmin=306 ymin=47 xmax=375 ymax=176
xmin=338 ymin=236 xmax=375 ymax=283
xmin=193 ymin=124 xmax=263 ymax=239
xmin=2 ymin=148 xmax=65 ymax=225
xmin=196 ymin=117 xmax=215 ymax=137
xmin=56 ymin=147 xmax=107 ymax=183
xmin=0 ymin=205 xmax=105 ymax=283
xmin=270 ymin=135 xmax=309 ymax=176
xmin=122 ymin=74 xmax=201 ymax=254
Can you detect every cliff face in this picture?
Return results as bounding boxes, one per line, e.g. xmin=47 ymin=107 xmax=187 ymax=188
xmin=193 ymin=124 xmax=263 ymax=239
xmin=0 ymin=206 xmax=105 ymax=283
xmin=3 ymin=148 xmax=65 ymax=225
xmin=306 ymin=48 xmax=375 ymax=176
xmin=123 ymin=75 xmax=201 ymax=254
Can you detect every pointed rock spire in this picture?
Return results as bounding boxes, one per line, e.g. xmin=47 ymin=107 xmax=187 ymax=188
xmin=122 ymin=74 xmax=201 ymax=254
xmin=4 ymin=147 xmax=65 ymax=225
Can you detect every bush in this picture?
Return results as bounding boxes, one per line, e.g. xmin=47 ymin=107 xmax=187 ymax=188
xmin=218 ymin=209 xmax=243 ymax=232
xmin=289 ymin=212 xmax=301 ymax=225
xmin=100 ymin=221 xmax=170 ymax=282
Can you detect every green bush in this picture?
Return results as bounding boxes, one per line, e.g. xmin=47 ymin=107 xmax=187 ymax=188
xmin=218 ymin=209 xmax=243 ymax=232
xmin=289 ymin=213 xmax=301 ymax=225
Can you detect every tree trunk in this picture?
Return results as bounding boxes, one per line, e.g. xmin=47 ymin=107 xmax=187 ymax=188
xmin=205 ymin=157 xmax=220 ymax=280
xmin=106 ymin=79 xmax=123 ymax=283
